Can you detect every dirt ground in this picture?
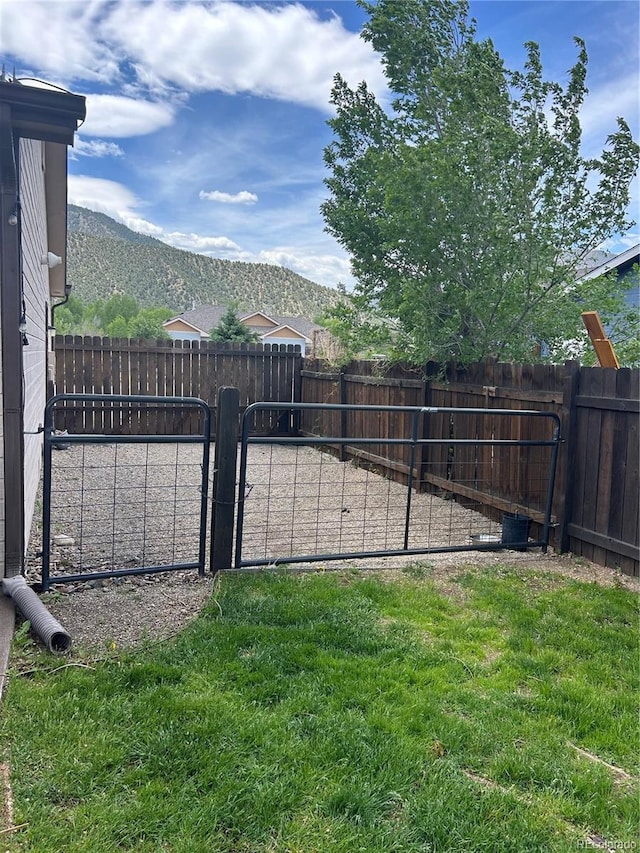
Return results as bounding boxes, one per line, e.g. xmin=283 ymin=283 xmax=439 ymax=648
xmin=35 ymin=550 xmax=639 ymax=654
xmin=22 ymin=441 xmax=639 ymax=654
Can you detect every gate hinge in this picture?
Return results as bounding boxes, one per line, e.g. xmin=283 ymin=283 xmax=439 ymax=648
xmin=482 ymin=386 xmax=497 ymax=398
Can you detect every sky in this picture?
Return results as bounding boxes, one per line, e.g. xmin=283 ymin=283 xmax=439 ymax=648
xmin=0 ymin=0 xmax=638 ymax=291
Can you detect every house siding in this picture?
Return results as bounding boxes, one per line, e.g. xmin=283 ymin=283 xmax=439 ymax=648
xmin=165 ymin=319 xmax=203 ymax=341
xmin=19 ymin=138 xmax=49 ymax=552
xmin=265 ymin=327 xmax=305 ymax=340
xmin=0 ymin=299 xmax=4 ymax=574
xmin=243 ymin=314 xmax=277 ymax=330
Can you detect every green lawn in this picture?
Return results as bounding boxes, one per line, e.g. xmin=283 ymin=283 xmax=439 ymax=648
xmin=2 ymin=566 xmax=638 ymax=852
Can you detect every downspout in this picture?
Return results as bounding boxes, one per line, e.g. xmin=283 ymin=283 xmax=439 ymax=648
xmin=0 ymin=103 xmax=25 ymax=578
xmin=50 ymin=283 xmax=71 ymax=329
xmin=2 ymin=575 xmax=71 ymax=653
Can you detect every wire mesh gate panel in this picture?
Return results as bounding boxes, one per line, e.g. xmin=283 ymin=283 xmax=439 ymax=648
xmin=235 ymin=403 xmax=561 ymax=568
xmin=41 ymin=394 xmax=211 ymax=590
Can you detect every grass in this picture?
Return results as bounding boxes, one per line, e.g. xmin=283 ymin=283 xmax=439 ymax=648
xmin=1 ymin=565 xmax=638 ymax=852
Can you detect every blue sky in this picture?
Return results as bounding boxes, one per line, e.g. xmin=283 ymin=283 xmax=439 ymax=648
xmin=1 ymin=0 xmax=638 ymax=290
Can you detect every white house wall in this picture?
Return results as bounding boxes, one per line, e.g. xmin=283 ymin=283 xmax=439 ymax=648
xmin=19 ymin=137 xmax=50 ymax=553
xmin=167 ymin=329 xmax=202 ymax=342
xmin=261 ymin=337 xmax=305 ymax=355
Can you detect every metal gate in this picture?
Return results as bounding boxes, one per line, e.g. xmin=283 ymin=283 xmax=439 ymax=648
xmin=235 ymin=402 xmax=561 ymax=569
xmin=41 ymin=394 xmax=211 ymax=590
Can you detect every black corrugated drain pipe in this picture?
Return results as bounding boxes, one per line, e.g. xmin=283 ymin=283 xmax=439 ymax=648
xmin=2 ymin=575 xmax=71 ymax=653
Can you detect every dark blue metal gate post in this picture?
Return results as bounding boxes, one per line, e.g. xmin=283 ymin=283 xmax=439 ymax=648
xmin=211 ymin=387 xmax=240 ymax=573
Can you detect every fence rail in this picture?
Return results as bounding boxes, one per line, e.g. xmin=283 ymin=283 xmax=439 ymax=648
xmin=53 ymin=338 xmax=639 ymax=576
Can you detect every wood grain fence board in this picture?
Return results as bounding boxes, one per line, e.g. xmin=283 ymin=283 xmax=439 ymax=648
xmin=110 ymin=339 xmax=123 ymax=434
xmin=621 ymin=380 xmax=639 ymax=569
xmin=592 ymin=370 xmax=618 ymax=566
xmin=569 ymin=369 xmax=590 ymax=559
xmin=606 ymin=368 xmax=631 ymax=550
xmin=268 ymin=345 xmax=281 ymax=432
xmin=556 ymin=361 xmax=579 ymax=551
xmin=82 ymin=338 xmax=94 ymax=432
xmin=189 ymin=342 xmax=202 ymax=433
xmin=582 ymin=370 xmax=605 ymax=555
xmin=572 ymin=369 xmax=600 ymax=563
xmin=165 ymin=341 xmax=175 ymax=431
xmin=118 ymin=338 xmax=130 ymax=435
xmin=156 ymin=343 xmax=167 ymax=433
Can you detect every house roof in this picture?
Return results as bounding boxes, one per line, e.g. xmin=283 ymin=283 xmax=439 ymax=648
xmin=261 ymin=324 xmax=310 ymax=343
xmin=164 ymin=315 xmax=212 ymax=335
xmin=165 ymin=305 xmax=226 ymax=334
xmin=164 ymin=305 xmax=323 ymax=338
xmin=0 ymin=78 xmax=86 ymax=145
xmin=577 ymin=244 xmax=640 ymax=282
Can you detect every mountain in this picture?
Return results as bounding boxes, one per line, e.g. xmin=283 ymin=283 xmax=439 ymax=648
xmin=66 ymin=206 xmax=342 ymax=319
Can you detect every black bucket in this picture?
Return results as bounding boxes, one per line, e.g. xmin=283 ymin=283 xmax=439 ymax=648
xmin=501 ymin=513 xmax=531 ymax=551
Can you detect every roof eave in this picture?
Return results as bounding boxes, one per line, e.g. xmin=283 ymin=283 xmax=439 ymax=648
xmin=0 ymin=80 xmax=86 ymax=145
xmin=577 ymin=244 xmax=640 ymax=282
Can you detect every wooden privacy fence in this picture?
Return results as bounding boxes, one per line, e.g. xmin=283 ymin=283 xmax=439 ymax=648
xmin=52 ymin=338 xmax=639 ymax=576
xmin=53 ymin=336 xmax=302 ymax=436
xmin=301 ymin=358 xmax=639 ymax=577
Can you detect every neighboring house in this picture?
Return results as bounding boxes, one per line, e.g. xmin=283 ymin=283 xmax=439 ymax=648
xmin=0 ymin=77 xmax=85 ymax=579
xmin=577 ymin=243 xmax=640 ymax=307
xmin=164 ymin=306 xmax=324 ymax=356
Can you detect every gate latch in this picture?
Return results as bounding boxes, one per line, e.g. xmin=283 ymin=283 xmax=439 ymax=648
xmin=482 ymin=385 xmax=497 ymax=398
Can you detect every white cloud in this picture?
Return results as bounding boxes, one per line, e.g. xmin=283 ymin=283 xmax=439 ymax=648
xmin=67 ymin=177 xmax=164 ymax=237
xmin=199 ymin=190 xmax=258 ymax=205
xmin=102 ymin=0 xmax=387 ymax=110
xmin=579 ymin=73 xmax=639 ymax=152
xmin=163 ymin=232 xmax=242 ymax=253
xmin=68 ymin=175 xmax=141 ymax=219
xmin=256 ymin=248 xmax=353 ymax=288
xmin=82 ymin=94 xmax=176 ymax=138
xmin=600 ymin=231 xmax=640 ymax=255
xmin=1 ymin=0 xmax=120 ymax=83
xmin=125 ymin=218 xmax=164 ymax=236
xmin=2 ymin=0 xmax=387 ymax=112
xmin=72 ymin=138 xmax=124 ymax=158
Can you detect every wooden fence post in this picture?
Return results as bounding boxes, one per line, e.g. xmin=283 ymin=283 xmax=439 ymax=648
xmin=556 ymin=360 xmax=580 ymax=553
xmin=339 ymin=367 xmax=347 ymax=461
xmin=211 ymin=386 xmax=240 ymax=573
xmin=417 ymin=366 xmax=434 ymax=490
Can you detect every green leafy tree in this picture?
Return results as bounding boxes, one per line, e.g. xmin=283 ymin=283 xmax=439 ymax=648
xmin=105 ymin=316 xmax=130 ymax=338
xmin=322 ymin=0 xmax=639 ymax=364
xmin=98 ymin=294 xmax=139 ymax=329
xmin=54 ymin=295 xmax=174 ymax=339
xmin=128 ymin=307 xmax=172 ymax=340
xmin=209 ymin=306 xmax=258 ymax=343
xmin=53 ymin=295 xmax=85 ymax=334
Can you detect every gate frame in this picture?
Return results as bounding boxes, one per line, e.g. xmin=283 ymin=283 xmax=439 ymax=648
xmin=41 ymin=393 xmax=211 ymax=591
xmin=234 ymin=402 xmax=561 ymax=569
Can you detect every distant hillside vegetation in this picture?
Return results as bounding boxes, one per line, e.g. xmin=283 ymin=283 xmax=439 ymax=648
xmin=67 ymin=205 xmax=342 ymax=318
xmin=68 ymin=206 xmax=164 ymax=246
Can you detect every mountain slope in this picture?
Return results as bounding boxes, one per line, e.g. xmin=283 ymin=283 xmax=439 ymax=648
xmin=66 ymin=206 xmax=342 ymax=318
xmin=68 ymin=205 xmax=164 ymax=246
